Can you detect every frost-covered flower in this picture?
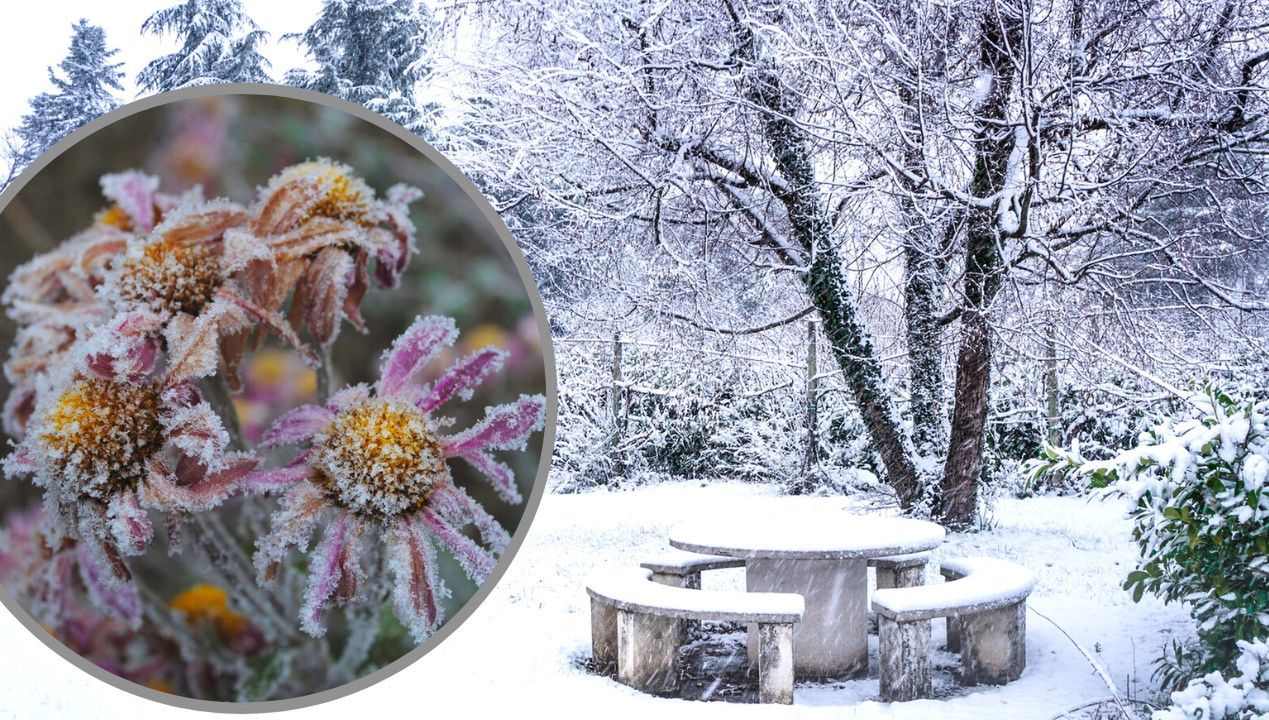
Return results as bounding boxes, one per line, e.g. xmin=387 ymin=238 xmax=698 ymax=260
xmin=98 ymin=198 xmax=315 ymax=384
xmin=2 ymin=171 xmax=193 ymax=436
xmin=3 ymin=353 xmax=258 ymax=585
xmin=246 ymin=316 xmax=545 ymax=640
xmin=231 ymin=158 xmax=422 ymax=348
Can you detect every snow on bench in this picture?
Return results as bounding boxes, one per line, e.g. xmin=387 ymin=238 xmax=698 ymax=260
xmin=639 ymin=549 xmax=745 ymax=589
xmin=586 ymin=566 xmax=803 ymax=704
xmin=871 ymin=557 xmax=1035 ymax=702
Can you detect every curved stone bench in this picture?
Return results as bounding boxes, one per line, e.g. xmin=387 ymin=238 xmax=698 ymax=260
xmin=587 ymin=566 xmax=804 ymax=704
xmin=640 ymin=549 xmax=746 ymax=589
xmin=871 ymin=557 xmax=1035 ymax=701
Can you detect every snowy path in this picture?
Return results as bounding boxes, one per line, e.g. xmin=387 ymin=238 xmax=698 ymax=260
xmin=0 ymin=482 xmax=1191 ymax=718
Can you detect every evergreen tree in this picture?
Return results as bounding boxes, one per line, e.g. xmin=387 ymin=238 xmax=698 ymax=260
xmin=284 ymin=0 xmax=436 ymax=136
xmin=137 ymin=0 xmax=272 ymax=93
xmin=13 ymin=20 xmax=123 ymax=168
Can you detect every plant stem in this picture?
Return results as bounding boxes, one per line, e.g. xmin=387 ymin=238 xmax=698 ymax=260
xmin=190 ymin=513 xmax=292 ymax=638
xmin=201 ymin=376 xmax=245 ymax=450
xmin=317 ymin=345 xmax=334 ymax=402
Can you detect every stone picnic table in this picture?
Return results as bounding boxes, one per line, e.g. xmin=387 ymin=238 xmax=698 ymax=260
xmin=669 ymin=512 xmax=945 ymax=678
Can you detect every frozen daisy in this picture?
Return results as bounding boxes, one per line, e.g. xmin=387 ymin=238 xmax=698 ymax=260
xmin=99 ymin=198 xmax=315 ymax=384
xmin=2 ymin=171 xmax=193 ymax=436
xmin=3 ymin=352 xmax=258 ymax=586
xmin=246 ymin=315 xmax=545 ymax=640
xmin=230 ymin=159 xmax=422 ymax=349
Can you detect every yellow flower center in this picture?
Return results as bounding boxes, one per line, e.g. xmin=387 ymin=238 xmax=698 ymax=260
xmin=282 ymin=161 xmax=375 ymax=225
xmin=118 ymin=239 xmax=223 ymax=315
xmin=311 ymin=399 xmax=450 ymax=517
xmin=38 ymin=378 xmax=163 ymax=499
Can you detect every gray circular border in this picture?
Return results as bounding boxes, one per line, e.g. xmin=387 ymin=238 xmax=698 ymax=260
xmin=0 ymin=83 xmax=558 ymax=713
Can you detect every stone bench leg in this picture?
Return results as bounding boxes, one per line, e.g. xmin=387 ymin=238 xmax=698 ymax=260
xmin=946 ymin=615 xmax=962 ymax=653
xmin=757 ymin=622 xmax=794 ymax=704
xmin=649 ymin=572 xmax=701 ymax=635
xmin=617 ymin=609 xmax=683 ymax=695
xmin=876 ymin=564 xmax=927 ymax=590
xmin=961 ymin=602 xmax=1026 ymax=685
xmin=878 ymin=616 xmax=932 ymax=702
xmin=591 ymin=598 xmax=617 ymax=664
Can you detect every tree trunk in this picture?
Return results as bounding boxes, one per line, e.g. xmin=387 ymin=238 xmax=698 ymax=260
xmin=726 ymin=1 xmax=923 ymax=508
xmin=937 ymin=1 xmax=1024 ymax=529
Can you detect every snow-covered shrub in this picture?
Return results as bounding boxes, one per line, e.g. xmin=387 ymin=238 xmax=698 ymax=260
xmin=1030 ymin=385 xmax=1269 ymax=676
xmin=1153 ymin=637 xmax=1269 ymax=720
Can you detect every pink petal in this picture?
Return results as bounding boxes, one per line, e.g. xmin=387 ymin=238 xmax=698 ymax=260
xmin=254 ymin=481 xmax=328 ymax=583
xmin=299 ymin=513 xmax=351 ymax=637
xmin=262 ymin=405 xmax=334 ymax=448
xmin=83 ymin=312 xmax=162 ymax=381
xmin=377 ymin=316 xmax=457 ymax=399
xmin=3 ymin=385 xmax=37 ymax=438
xmin=242 ymin=455 xmax=315 ymax=493
xmin=106 ymin=491 xmax=153 ymax=556
xmin=429 ymin=484 xmax=512 ymax=553
xmin=417 ymin=509 xmax=495 ymax=584
xmin=139 ymin=454 xmax=249 ymax=512
xmin=386 ymin=517 xmax=440 ymax=642
xmin=453 ymin=451 xmax=523 ymax=505
xmin=443 ymin=394 xmax=547 ymax=455
xmin=417 ymin=347 xmax=507 ymax=415
xmin=374 ymin=184 xmax=421 ymax=288
xmin=100 ymin=171 xmax=160 ymax=232
xmin=2 ymin=445 xmax=38 ymax=477
xmin=327 ymin=383 xmax=371 ymax=412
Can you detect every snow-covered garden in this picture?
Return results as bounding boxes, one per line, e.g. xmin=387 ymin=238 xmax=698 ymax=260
xmin=0 ymin=0 xmax=1267 ymax=717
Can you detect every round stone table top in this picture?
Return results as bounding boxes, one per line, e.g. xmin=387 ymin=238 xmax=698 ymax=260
xmin=669 ymin=512 xmax=945 ymax=560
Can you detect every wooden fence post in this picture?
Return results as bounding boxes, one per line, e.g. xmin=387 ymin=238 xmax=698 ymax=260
xmin=804 ymin=320 xmax=820 ymax=472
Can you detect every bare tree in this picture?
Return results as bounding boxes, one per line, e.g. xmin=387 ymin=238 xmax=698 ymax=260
xmin=442 ymin=0 xmax=1269 ymax=527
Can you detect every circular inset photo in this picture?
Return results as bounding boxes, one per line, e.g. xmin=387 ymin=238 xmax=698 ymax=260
xmin=0 ymin=87 xmax=553 ymax=708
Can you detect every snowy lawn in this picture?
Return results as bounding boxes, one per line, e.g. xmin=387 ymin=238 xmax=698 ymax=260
xmin=430 ymin=481 xmax=1191 ymax=718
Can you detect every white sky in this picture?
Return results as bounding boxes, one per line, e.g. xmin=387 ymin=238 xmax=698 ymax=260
xmin=0 ymin=0 xmax=326 ymax=131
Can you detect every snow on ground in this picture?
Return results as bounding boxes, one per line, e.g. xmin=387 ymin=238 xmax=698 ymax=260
xmin=0 ymin=481 xmax=1192 ymax=718
xmin=420 ymin=481 xmax=1192 ymax=718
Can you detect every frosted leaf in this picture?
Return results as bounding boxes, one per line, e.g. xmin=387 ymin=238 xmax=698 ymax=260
xmin=417 ymin=347 xmax=507 ymax=414
xmin=378 ymin=315 xmax=458 ymax=398
xmin=386 ymin=517 xmax=441 ymax=642
xmin=261 ymin=404 xmax=334 ymax=448
xmin=417 ymin=509 xmax=495 ymax=584
xmin=254 ymin=481 xmax=329 ymax=583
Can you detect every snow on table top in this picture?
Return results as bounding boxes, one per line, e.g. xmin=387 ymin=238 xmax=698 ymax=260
xmin=872 ymin=557 xmax=1037 ymax=622
xmin=586 ymin=566 xmax=804 ymax=622
xmin=639 ymin=549 xmax=747 ymax=575
xmin=669 ymin=512 xmax=945 ymax=559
